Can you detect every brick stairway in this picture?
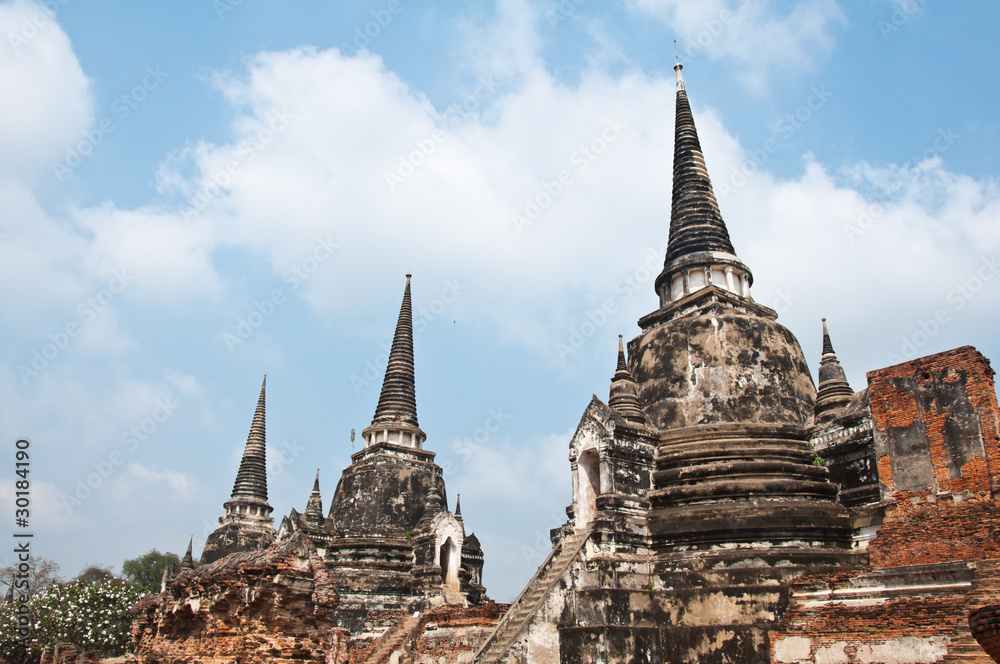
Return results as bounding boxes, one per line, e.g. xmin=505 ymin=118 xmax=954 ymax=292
xmin=473 ymin=531 xmax=589 ymax=664
xmin=359 ymin=614 xmax=423 ymax=664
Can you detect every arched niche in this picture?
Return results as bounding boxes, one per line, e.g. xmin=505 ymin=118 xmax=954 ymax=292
xmin=575 ymin=447 xmax=600 ymax=530
xmin=439 ymin=536 xmax=459 ymax=589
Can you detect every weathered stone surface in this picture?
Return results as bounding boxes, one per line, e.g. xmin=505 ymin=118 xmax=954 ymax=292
xmin=630 ymin=312 xmax=817 ymax=431
xmin=327 ymin=447 xmax=446 ymax=535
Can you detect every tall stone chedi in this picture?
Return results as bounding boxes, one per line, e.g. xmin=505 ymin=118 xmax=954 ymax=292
xmin=475 ymin=64 xmax=855 ymax=664
xmin=635 ymin=62 xmax=853 ymax=563
xmin=201 ymin=377 xmax=276 ymax=565
xmin=278 ymin=275 xmax=487 ymax=632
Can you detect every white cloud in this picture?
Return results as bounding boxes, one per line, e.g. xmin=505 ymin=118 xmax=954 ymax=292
xmin=127 ymin=463 xmax=194 ymax=498
xmin=624 ymin=0 xmax=846 ymax=91
xmin=0 ymin=0 xmax=93 ymax=178
xmin=164 ymin=369 xmax=207 ymax=397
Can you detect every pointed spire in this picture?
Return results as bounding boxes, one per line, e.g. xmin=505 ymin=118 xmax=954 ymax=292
xmin=815 ymin=318 xmax=855 ymax=423
xmin=615 ymin=334 xmax=628 ymax=372
xmin=304 ymin=469 xmax=325 ymax=528
xmin=455 ymin=493 xmax=461 ymax=517
xmin=372 ymin=274 xmax=419 ymax=428
xmin=822 ymin=317 xmax=836 ymax=357
xmin=232 ymin=376 xmax=268 ymax=500
xmin=159 ymin=565 xmax=170 ymax=593
xmin=664 ymin=62 xmax=736 ymax=264
xmin=648 ymin=63 xmax=755 ymax=319
xmin=181 ymin=537 xmax=195 ymax=570
xmin=609 ymin=335 xmax=647 ymax=424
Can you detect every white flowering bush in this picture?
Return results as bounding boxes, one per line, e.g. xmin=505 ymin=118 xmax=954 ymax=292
xmin=0 ymin=577 xmax=144 ymax=661
xmin=0 ymin=595 xmax=34 ymax=664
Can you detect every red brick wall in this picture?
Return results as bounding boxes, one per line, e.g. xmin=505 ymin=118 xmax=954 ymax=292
xmin=770 ymin=561 xmax=1000 ymax=663
xmin=869 ymin=500 xmax=1000 ymax=568
xmin=867 ymin=345 xmax=1000 ymax=501
xmin=865 ymin=346 xmax=1000 ymax=569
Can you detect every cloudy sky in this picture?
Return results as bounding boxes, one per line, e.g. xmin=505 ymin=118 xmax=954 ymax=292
xmin=0 ymin=0 xmax=997 ymax=602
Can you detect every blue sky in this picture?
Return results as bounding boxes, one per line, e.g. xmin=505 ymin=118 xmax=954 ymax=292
xmin=1 ymin=0 xmax=998 ymax=602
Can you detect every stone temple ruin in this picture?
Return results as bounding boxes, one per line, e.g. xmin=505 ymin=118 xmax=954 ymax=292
xmin=133 ymin=64 xmax=1000 ymax=664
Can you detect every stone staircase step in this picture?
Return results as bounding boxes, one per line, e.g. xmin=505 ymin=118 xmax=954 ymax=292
xmin=474 ymin=533 xmax=588 ymax=663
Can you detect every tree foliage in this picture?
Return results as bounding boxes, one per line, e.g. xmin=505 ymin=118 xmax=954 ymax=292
xmin=74 ymin=565 xmax=115 ymax=586
xmin=0 ymin=557 xmax=60 ymax=600
xmin=121 ymin=549 xmax=180 ymax=595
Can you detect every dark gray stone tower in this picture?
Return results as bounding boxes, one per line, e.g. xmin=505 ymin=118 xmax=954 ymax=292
xmin=477 ymin=64 xmax=858 ymax=664
xmin=201 ymin=377 xmax=276 ymax=565
xmin=277 ymin=275 xmax=488 ymax=632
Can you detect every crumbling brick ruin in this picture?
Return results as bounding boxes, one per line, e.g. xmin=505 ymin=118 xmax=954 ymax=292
xmin=132 ymin=532 xmax=347 ymax=664
xmin=770 ymin=347 xmax=1000 ymax=663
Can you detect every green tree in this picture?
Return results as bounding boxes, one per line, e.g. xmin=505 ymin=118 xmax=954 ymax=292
xmin=74 ymin=565 xmax=115 ymax=586
xmin=121 ymin=549 xmax=180 ymax=595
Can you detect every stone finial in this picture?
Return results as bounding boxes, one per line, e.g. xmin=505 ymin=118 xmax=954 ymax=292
xmin=455 ymin=493 xmax=461 ymax=517
xmin=371 ymin=275 xmax=420 ymax=428
xmin=363 ymin=275 xmax=427 ymax=449
xmin=608 ymin=335 xmax=647 ymax=424
xmin=664 ymin=62 xmax=736 ymax=266
xmin=181 ymin=536 xmax=196 ymax=570
xmin=232 ymin=376 xmax=268 ymax=501
xmin=425 ymin=479 xmax=443 ymax=514
xmin=304 ymin=469 xmax=325 ymax=528
xmin=815 ymin=318 xmax=855 ymax=423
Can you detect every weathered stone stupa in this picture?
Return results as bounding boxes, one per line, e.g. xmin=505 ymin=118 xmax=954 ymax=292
xmin=278 ymin=274 xmax=487 ymax=631
xmin=474 ymin=63 xmax=860 ymax=664
xmin=201 ymin=377 xmax=276 ymax=565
